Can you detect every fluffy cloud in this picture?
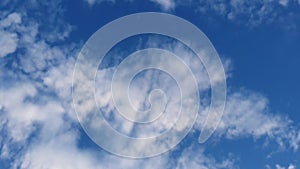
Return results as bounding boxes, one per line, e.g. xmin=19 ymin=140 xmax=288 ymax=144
xmin=0 ymin=1 xmax=300 ymax=169
xmin=0 ymin=5 xmax=177 ymax=168
xmin=0 ymin=31 xmax=18 ymax=57
xmin=0 ymin=13 xmax=22 ymax=57
xmin=288 ymin=164 xmax=296 ymax=169
xmin=0 ymin=13 xmax=21 ymax=27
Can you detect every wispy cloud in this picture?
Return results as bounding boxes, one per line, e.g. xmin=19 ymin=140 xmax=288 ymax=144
xmin=196 ymin=90 xmax=300 ymax=151
xmin=82 ymin=0 xmax=300 ymax=26
xmin=83 ymin=0 xmax=116 ymax=6
xmin=175 ymin=145 xmax=238 ymax=169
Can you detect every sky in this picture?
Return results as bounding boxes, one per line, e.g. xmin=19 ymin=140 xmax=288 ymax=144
xmin=0 ymin=0 xmax=300 ymax=169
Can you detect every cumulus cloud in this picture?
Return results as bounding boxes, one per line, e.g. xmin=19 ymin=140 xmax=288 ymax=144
xmin=1 ymin=0 xmax=300 ymax=169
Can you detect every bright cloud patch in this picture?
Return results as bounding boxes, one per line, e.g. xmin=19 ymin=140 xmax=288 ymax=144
xmin=0 ymin=31 xmax=18 ymax=57
xmin=0 ymin=13 xmax=22 ymax=57
xmin=0 ymin=0 xmax=299 ymax=169
xmin=200 ymin=91 xmax=300 ymax=151
xmin=150 ymin=0 xmax=175 ymax=10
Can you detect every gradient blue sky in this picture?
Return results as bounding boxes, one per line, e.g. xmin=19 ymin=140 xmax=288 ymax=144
xmin=0 ymin=0 xmax=300 ymax=169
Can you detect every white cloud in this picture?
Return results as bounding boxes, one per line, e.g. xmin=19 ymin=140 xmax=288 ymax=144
xmin=2 ymin=29 xmax=299 ymax=168
xmin=288 ymin=164 xmax=296 ymax=169
xmin=196 ymin=90 xmax=300 ymax=151
xmin=196 ymin=0 xmax=289 ymax=25
xmin=0 ymin=13 xmax=22 ymax=27
xmin=19 ymin=131 xmax=100 ymax=169
xmin=80 ymin=0 xmax=300 ymax=25
xmin=176 ymin=145 xmax=237 ymax=169
xmin=85 ymin=0 xmax=98 ymax=5
xmin=0 ymin=23 xmax=233 ymax=167
xmin=83 ymin=0 xmax=175 ymax=10
xmin=276 ymin=164 xmax=286 ymax=169
xmin=279 ymin=0 xmax=289 ymax=6
xmin=0 ymin=6 xmax=81 ymax=167
xmin=0 ymin=144 xmax=9 ymax=159
xmin=0 ymin=31 xmax=18 ymax=57
xmin=275 ymin=164 xmax=296 ymax=169
xmin=157 ymin=0 xmax=300 ymax=25
xmin=150 ymin=0 xmax=175 ymax=10
xmin=0 ymin=13 xmax=22 ymax=57
xmin=1 ymin=1 xmax=300 ymax=169
xmin=83 ymin=37 xmax=227 ymax=157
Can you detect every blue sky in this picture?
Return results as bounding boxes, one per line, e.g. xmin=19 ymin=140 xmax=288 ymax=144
xmin=0 ymin=0 xmax=300 ymax=169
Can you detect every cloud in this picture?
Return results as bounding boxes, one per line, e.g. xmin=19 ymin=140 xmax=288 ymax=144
xmin=175 ymin=145 xmax=238 ymax=169
xmin=279 ymin=0 xmax=289 ymax=6
xmin=82 ymin=0 xmax=175 ymax=10
xmin=18 ymin=131 xmax=100 ymax=169
xmin=196 ymin=90 xmax=300 ymax=151
xmin=83 ymin=0 xmax=115 ymax=6
xmin=81 ymin=0 xmax=300 ymax=26
xmin=0 ymin=1 xmax=300 ymax=169
xmin=276 ymin=164 xmax=286 ymax=169
xmin=150 ymin=0 xmax=175 ymax=10
xmin=190 ymin=0 xmax=299 ymax=26
xmin=0 ymin=6 xmax=177 ymax=168
xmin=1 ymin=26 xmax=299 ymax=168
xmin=275 ymin=164 xmax=296 ymax=169
xmin=0 ymin=31 xmax=18 ymax=58
xmin=288 ymin=164 xmax=296 ymax=169
xmin=84 ymin=36 xmax=228 ymax=155
xmin=0 ymin=13 xmax=22 ymax=27
xmin=0 ymin=13 xmax=22 ymax=57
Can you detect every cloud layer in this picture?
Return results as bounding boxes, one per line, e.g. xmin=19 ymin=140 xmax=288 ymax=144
xmin=0 ymin=1 xmax=299 ymax=169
